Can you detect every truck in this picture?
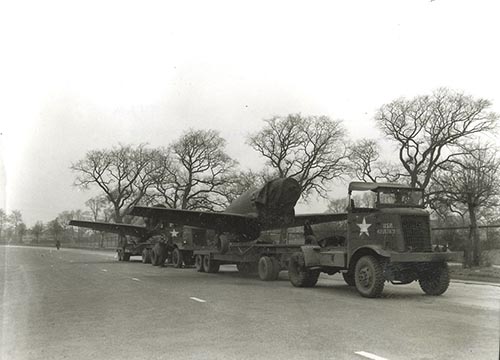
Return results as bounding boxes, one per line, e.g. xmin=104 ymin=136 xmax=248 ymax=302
xmin=117 ymin=224 xmax=303 ymax=281
xmin=287 ymin=182 xmax=463 ymax=298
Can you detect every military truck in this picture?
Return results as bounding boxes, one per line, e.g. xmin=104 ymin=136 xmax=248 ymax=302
xmin=288 ymin=182 xmax=463 ymax=298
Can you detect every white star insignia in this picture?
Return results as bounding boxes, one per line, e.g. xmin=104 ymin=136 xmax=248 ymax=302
xmin=357 ymin=217 xmax=371 ymax=237
xmin=170 ymin=229 xmax=179 ymax=238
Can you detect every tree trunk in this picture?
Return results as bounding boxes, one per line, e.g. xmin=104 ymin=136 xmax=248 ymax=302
xmin=468 ymin=204 xmax=481 ymax=267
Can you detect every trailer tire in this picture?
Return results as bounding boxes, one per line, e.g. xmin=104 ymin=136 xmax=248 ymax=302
xmin=195 ymin=255 xmax=205 ymax=272
xmin=142 ymin=249 xmax=151 ymax=264
xmin=354 ymin=255 xmax=385 ymax=298
xmin=271 ymin=257 xmax=281 ymax=280
xmin=122 ymin=253 xmax=130 ymax=262
xmin=419 ymin=263 xmax=450 ymax=296
xmin=203 ymin=256 xmax=220 ymax=273
xmin=342 ymin=271 xmax=355 ymax=286
xmin=288 ymin=252 xmax=320 ymax=287
xmin=172 ymin=248 xmax=183 ymax=268
xmin=117 ymin=250 xmax=124 ymax=261
xmin=258 ymin=256 xmax=275 ymax=281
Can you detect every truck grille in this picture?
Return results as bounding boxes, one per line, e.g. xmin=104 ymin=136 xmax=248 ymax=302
xmin=401 ymin=216 xmax=432 ymax=251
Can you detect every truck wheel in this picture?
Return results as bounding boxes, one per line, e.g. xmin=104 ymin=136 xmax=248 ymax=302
xmin=151 ymin=244 xmax=165 ymax=266
xmin=354 ymin=255 xmax=385 ymax=298
xmin=217 ymin=235 xmax=230 ymax=254
xmin=122 ymin=253 xmax=130 ymax=261
xmin=203 ymin=256 xmax=220 ymax=273
xmin=258 ymin=256 xmax=275 ymax=281
xmin=117 ymin=250 xmax=124 ymax=261
xmin=142 ymin=249 xmax=151 ymax=264
xmin=419 ymin=263 xmax=450 ymax=296
xmin=271 ymin=257 xmax=281 ymax=280
xmin=195 ymin=255 xmax=205 ymax=272
xmin=172 ymin=248 xmax=183 ymax=268
xmin=288 ymin=252 xmax=320 ymax=287
xmin=342 ymin=271 xmax=355 ymax=286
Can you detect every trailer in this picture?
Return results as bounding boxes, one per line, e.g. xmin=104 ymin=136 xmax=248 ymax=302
xmin=191 ymin=242 xmax=302 ymax=280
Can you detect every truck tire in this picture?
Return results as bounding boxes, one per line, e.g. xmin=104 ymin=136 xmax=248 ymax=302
xmin=117 ymin=250 xmax=124 ymax=261
xmin=142 ymin=249 xmax=151 ymax=264
xmin=288 ymin=252 xmax=320 ymax=287
xmin=203 ymin=256 xmax=220 ymax=273
xmin=151 ymin=244 xmax=165 ymax=266
xmin=195 ymin=255 xmax=205 ymax=272
xmin=342 ymin=271 xmax=355 ymax=286
xmin=258 ymin=256 xmax=275 ymax=281
xmin=122 ymin=253 xmax=130 ymax=261
xmin=354 ymin=255 xmax=385 ymax=298
xmin=172 ymin=248 xmax=183 ymax=268
xmin=419 ymin=263 xmax=450 ymax=296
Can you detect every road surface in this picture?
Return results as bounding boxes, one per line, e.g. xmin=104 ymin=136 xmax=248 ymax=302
xmin=1 ymin=245 xmax=499 ymax=360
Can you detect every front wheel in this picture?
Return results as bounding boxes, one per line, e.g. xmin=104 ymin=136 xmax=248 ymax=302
xmin=288 ymin=252 xmax=320 ymax=287
xmin=354 ymin=255 xmax=385 ymax=298
xmin=419 ymin=263 xmax=450 ymax=296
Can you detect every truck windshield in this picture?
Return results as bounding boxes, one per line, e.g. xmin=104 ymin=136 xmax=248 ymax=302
xmin=377 ymin=188 xmax=423 ymax=207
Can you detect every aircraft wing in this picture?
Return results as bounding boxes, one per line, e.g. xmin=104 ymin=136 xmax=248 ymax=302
xmin=69 ymin=220 xmax=150 ymax=239
xmin=130 ymin=206 xmax=260 ymax=234
xmin=292 ymin=213 xmax=348 ymax=227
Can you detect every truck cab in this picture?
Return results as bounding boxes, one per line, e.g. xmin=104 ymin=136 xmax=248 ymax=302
xmin=289 ymin=182 xmax=463 ymax=298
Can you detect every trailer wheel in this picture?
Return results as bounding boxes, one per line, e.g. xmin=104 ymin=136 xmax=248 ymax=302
xmin=195 ymin=255 xmax=205 ymax=272
xmin=271 ymin=257 xmax=281 ymax=280
xmin=203 ymin=256 xmax=220 ymax=273
xmin=258 ymin=256 xmax=275 ymax=281
xmin=342 ymin=271 xmax=355 ymax=286
xmin=288 ymin=252 xmax=320 ymax=287
xmin=354 ymin=255 xmax=385 ymax=298
xmin=419 ymin=263 xmax=450 ymax=296
xmin=172 ymin=248 xmax=183 ymax=268
xmin=142 ymin=249 xmax=151 ymax=264
xmin=122 ymin=253 xmax=130 ymax=262
xmin=117 ymin=250 xmax=124 ymax=261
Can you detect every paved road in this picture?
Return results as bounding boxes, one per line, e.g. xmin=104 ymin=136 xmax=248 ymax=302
xmin=1 ymin=246 xmax=499 ymax=360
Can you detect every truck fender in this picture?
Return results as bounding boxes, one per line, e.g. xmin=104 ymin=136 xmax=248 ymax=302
xmin=349 ymin=245 xmax=391 ymax=268
xmin=300 ymin=245 xmax=322 ymax=267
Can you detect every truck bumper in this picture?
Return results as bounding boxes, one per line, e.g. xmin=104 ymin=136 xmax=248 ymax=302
xmin=390 ymin=251 xmax=463 ymax=263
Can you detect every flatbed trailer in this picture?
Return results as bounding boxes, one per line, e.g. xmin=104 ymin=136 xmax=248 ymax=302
xmin=191 ymin=243 xmax=302 ymax=281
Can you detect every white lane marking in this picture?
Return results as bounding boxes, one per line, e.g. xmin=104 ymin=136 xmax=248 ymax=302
xmin=101 ymin=269 xmax=108 ymax=272
xmin=189 ymin=297 xmax=207 ymax=303
xmin=355 ymin=351 xmax=389 ymax=360
xmin=131 ymin=278 xmax=141 ymax=281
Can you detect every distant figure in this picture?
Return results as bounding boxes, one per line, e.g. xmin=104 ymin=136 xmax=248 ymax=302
xmin=56 ymin=240 xmax=61 ymax=250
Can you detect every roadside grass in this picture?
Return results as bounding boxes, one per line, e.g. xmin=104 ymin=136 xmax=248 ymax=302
xmin=449 ymin=263 xmax=500 ymax=284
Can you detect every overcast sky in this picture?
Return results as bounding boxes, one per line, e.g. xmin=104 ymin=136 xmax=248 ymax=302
xmin=1 ymin=0 xmax=499 ymax=226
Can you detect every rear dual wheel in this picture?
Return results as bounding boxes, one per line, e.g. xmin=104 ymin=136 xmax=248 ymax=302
xmin=288 ymin=252 xmax=320 ymax=287
xmin=202 ymin=256 xmax=220 ymax=273
xmin=172 ymin=248 xmax=183 ymax=268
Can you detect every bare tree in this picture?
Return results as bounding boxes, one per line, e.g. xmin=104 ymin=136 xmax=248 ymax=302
xmin=247 ymin=114 xmax=349 ymax=199
xmin=71 ymin=144 xmax=161 ymax=223
xmin=431 ymin=144 xmax=500 ymax=267
xmin=149 ymin=130 xmax=238 ymax=210
xmin=376 ymin=88 xmax=498 ymax=191
xmin=8 ymin=210 xmax=23 ymax=243
xmin=31 ymin=222 xmax=44 ymax=244
xmin=348 ymin=139 xmax=402 ymax=183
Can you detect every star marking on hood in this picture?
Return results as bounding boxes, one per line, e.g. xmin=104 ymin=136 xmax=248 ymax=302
xmin=170 ymin=229 xmax=179 ymax=238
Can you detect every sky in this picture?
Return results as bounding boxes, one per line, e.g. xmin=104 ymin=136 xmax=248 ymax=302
xmin=1 ymin=0 xmax=499 ymax=226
